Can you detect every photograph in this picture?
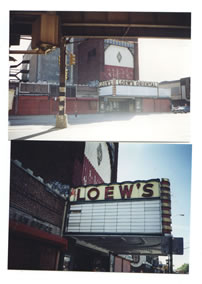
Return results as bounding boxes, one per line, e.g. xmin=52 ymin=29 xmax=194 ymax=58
xmin=8 ymin=141 xmax=191 ymax=274
xmin=8 ymin=10 xmax=191 ymax=142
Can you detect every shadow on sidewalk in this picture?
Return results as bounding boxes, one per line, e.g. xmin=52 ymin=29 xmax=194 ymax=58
xmin=16 ymin=127 xmax=61 ymax=140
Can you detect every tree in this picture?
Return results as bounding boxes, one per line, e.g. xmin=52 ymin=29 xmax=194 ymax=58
xmin=176 ymin=263 xmax=189 ymax=274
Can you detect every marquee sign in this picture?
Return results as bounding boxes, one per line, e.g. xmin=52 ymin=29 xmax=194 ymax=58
xmin=66 ymin=179 xmax=172 ymax=236
xmin=99 ymin=79 xmax=158 ymax=88
xmin=69 ymin=179 xmax=160 ymax=203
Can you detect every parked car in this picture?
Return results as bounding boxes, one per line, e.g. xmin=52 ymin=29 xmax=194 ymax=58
xmin=172 ymin=105 xmax=190 ymax=113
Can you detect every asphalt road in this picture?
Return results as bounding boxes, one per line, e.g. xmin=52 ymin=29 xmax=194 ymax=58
xmin=8 ymin=112 xmax=190 ymax=142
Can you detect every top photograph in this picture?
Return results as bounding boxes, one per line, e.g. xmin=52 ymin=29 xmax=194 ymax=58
xmin=8 ymin=11 xmax=191 ymax=142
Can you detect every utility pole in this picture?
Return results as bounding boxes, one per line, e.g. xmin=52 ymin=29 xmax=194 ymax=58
xmin=56 ymin=36 xmax=68 ymax=128
xmin=169 ymin=236 xmax=173 ymax=273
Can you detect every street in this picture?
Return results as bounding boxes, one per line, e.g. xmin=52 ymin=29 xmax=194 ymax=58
xmin=8 ymin=112 xmax=190 ymax=142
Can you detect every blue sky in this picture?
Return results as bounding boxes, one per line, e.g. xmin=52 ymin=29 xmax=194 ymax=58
xmin=117 ymin=143 xmax=192 ymax=269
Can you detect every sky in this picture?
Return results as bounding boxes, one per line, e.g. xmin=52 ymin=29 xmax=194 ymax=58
xmin=138 ymin=39 xmax=191 ymax=82
xmin=117 ymin=143 xmax=192 ymax=269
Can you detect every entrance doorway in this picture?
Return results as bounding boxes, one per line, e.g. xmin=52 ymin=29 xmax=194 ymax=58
xmin=67 ymin=244 xmax=109 ymax=272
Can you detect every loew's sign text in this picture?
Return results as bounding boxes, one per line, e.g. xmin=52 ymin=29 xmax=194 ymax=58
xmin=70 ymin=179 xmax=160 ymax=203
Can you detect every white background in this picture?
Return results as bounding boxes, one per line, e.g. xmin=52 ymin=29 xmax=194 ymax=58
xmin=1 ymin=1 xmax=201 ymax=284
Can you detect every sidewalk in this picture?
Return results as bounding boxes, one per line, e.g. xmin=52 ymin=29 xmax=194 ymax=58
xmin=8 ymin=113 xmax=190 ymax=142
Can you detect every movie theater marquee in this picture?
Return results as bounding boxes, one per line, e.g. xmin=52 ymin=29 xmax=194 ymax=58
xmin=99 ymin=79 xmax=158 ymax=88
xmin=67 ymin=179 xmax=166 ymax=235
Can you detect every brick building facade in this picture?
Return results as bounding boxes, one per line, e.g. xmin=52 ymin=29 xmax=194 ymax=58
xmin=9 ymin=82 xmax=99 ymax=116
xmin=8 ymin=160 xmax=68 ymax=270
xmin=75 ymin=38 xmax=139 ymax=85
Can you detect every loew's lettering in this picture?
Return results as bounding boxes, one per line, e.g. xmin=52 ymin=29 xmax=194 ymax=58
xmin=70 ymin=180 xmax=160 ymax=203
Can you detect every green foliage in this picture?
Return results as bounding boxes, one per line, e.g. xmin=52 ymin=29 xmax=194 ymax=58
xmin=176 ymin=263 xmax=189 ymax=273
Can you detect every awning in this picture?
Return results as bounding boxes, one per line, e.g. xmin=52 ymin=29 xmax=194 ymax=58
xmin=9 ymin=220 xmax=68 ymax=250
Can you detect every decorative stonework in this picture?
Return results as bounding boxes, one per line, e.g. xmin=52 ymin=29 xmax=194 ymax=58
xmin=117 ymin=52 xmax=122 ymax=63
xmin=160 ymin=178 xmax=172 ymax=235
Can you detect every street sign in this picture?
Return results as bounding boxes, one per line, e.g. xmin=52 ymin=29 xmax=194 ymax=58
xmin=161 ymin=237 xmax=184 ymax=255
xmin=172 ymin=238 xmax=184 ymax=255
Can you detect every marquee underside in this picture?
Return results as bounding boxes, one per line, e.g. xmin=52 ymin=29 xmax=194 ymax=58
xmin=66 ymin=234 xmax=170 ymax=256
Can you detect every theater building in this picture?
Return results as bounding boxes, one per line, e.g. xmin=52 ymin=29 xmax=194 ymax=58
xmin=75 ymin=38 xmax=139 ymax=85
xmin=76 ymin=38 xmax=172 ymax=114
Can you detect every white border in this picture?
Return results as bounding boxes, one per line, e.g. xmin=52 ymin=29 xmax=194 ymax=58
xmin=1 ymin=2 xmax=201 ymax=284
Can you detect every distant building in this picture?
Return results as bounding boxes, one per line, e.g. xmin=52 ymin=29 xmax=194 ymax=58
xmin=12 ymin=39 xmax=100 ymax=115
xmin=159 ymin=77 xmax=190 ymax=106
xmin=21 ymin=41 xmax=73 ymax=84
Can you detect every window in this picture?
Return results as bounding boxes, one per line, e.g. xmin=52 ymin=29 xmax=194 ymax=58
xmin=88 ymin=48 xmax=96 ymax=60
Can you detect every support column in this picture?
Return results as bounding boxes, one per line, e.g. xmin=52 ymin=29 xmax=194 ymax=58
xmin=56 ymin=36 xmax=68 ymax=128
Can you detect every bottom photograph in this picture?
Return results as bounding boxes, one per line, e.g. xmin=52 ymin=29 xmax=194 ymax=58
xmin=8 ymin=141 xmax=191 ymax=274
